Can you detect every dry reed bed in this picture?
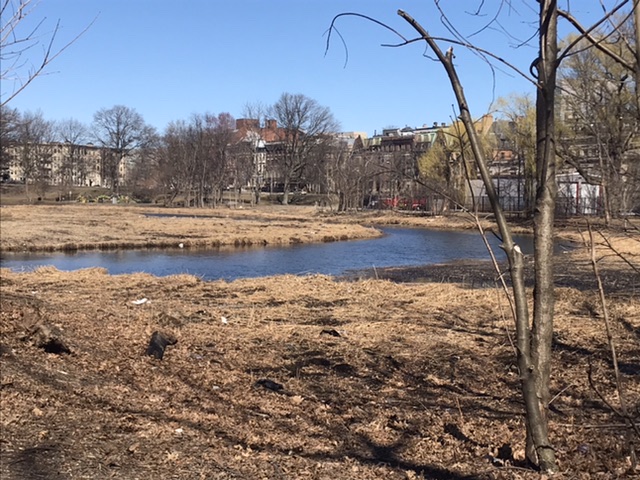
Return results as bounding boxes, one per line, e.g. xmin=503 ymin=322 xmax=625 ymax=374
xmin=0 ymin=266 xmax=638 ymax=479
xmin=0 ymin=205 xmax=380 ymax=252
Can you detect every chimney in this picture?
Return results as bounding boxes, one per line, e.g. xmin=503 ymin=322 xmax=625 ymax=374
xmin=236 ymin=118 xmax=260 ymax=130
xmin=267 ymin=119 xmax=277 ymax=130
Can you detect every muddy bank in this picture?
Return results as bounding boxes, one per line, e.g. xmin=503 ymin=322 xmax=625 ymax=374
xmin=347 ymin=255 xmax=639 ymax=295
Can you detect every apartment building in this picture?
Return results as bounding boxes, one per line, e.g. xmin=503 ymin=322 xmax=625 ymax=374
xmin=2 ymin=142 xmax=130 ymax=188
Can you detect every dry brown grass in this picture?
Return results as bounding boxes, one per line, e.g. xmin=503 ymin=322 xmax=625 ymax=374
xmin=0 ymin=205 xmax=638 ymax=479
xmin=0 ymin=263 xmax=638 ymax=479
xmin=0 ymin=204 xmax=380 ymax=252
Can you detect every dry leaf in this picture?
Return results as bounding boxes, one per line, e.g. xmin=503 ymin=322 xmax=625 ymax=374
xmin=290 ymin=395 xmax=304 ymax=405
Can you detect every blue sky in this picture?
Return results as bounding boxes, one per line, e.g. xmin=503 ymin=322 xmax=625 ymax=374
xmin=2 ymin=0 xmax=625 ymax=137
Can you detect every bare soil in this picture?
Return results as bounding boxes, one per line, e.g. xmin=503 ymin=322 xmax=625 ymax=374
xmin=0 ymin=206 xmax=639 ymax=479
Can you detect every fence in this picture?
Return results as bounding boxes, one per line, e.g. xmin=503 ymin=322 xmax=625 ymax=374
xmin=470 ymin=193 xmax=603 ymax=218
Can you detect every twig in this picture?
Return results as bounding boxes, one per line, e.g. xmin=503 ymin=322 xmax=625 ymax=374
xmin=588 ymin=363 xmax=623 ymax=419
xmin=549 ymin=383 xmax=574 ymax=406
xmin=556 ymin=422 xmax=640 ymax=429
xmin=597 ymin=230 xmax=640 ymax=275
xmin=587 ymin=221 xmax=639 ymax=467
xmin=455 ymin=395 xmax=465 ymax=424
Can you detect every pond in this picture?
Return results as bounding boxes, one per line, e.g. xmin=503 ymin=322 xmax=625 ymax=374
xmin=0 ymin=227 xmax=569 ymax=281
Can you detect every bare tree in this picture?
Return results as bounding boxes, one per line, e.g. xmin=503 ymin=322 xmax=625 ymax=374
xmin=269 ymin=93 xmax=340 ymax=204
xmin=238 ymin=102 xmax=271 ymax=203
xmin=54 ymin=118 xmax=89 ymax=192
xmin=557 ymin=23 xmax=639 ymax=220
xmin=14 ymin=110 xmax=54 ymax=201
xmin=0 ymin=104 xmax=20 ymax=180
xmin=1 ymin=0 xmax=92 ymax=106
xmin=325 ymin=138 xmax=357 ymax=210
xmin=195 ymin=112 xmax=235 ymax=208
xmin=495 ymin=94 xmax=538 ymax=215
xmin=157 ymin=119 xmax=195 ymax=206
xmin=92 ymin=105 xmax=151 ymax=192
xmin=328 ymin=1 xmax=638 ymax=473
xmin=391 ymin=5 xmax=561 ymax=470
xmin=156 ymin=113 xmax=235 ymax=208
xmin=227 ymin=140 xmax=258 ymax=206
xmin=127 ymin=128 xmax=161 ymax=203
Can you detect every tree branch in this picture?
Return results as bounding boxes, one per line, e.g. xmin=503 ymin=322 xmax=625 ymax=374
xmin=557 ymin=3 xmax=635 ymax=71
xmin=1 ymin=1 xmax=97 ymax=107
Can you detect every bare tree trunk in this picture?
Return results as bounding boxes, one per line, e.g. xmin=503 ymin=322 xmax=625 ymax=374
xmin=634 ymin=0 xmax=640 ymax=111
xmin=597 ymin=148 xmax=612 ymax=225
xmin=282 ymin=177 xmax=291 ymax=205
xmin=527 ymin=1 xmax=558 ymax=470
xmin=397 ymin=8 xmax=558 ymax=473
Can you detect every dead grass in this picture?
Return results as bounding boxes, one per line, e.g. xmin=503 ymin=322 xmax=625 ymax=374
xmin=0 ymin=205 xmax=638 ymax=478
xmin=0 ymin=205 xmax=380 ymax=252
xmin=0 ymin=264 xmax=638 ymax=479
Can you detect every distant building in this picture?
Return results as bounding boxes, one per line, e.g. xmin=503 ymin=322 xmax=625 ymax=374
xmin=2 ymin=142 xmax=131 ymax=188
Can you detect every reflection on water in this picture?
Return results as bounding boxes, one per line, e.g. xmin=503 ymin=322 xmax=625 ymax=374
xmin=0 ymin=227 xmax=569 ymax=281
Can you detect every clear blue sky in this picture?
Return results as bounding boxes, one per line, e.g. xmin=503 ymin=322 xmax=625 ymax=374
xmin=2 ymin=1 xmax=623 ymax=137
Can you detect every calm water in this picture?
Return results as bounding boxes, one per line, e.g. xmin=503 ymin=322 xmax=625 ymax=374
xmin=0 ymin=227 xmax=567 ymax=281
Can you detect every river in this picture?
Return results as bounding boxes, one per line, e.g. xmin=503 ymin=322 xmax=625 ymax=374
xmin=0 ymin=227 xmax=567 ymax=281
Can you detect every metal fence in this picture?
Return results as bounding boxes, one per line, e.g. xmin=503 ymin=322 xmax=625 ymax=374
xmin=469 ymin=194 xmax=603 ymax=218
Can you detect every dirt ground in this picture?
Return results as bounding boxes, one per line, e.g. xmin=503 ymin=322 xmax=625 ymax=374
xmin=0 ymin=206 xmax=639 ymax=479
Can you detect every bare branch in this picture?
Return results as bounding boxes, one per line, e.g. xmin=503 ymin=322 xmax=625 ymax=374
xmin=326 ymin=9 xmax=538 ymax=88
xmin=557 ymin=2 xmax=635 ymax=71
xmin=587 ymin=222 xmax=640 ymax=453
xmin=382 ymin=35 xmax=539 ymax=88
xmin=1 ymin=0 xmax=97 ymax=107
xmin=325 ymin=12 xmax=409 ymax=68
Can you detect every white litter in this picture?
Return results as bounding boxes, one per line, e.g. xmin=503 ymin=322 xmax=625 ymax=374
xmin=221 ymin=316 xmax=228 ymax=325
xmin=131 ymin=298 xmax=149 ymax=305
xmin=178 ymin=243 xmax=184 ymax=248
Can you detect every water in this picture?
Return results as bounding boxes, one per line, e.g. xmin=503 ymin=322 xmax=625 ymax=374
xmin=0 ymin=227 xmax=566 ymax=281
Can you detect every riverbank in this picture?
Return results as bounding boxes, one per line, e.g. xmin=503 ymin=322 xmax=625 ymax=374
xmin=0 ymin=202 xmax=612 ymax=253
xmin=0 ymin=204 xmax=382 ymax=253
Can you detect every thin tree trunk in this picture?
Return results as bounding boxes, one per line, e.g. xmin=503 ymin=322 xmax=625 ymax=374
xmin=530 ymin=0 xmax=558 ymax=470
xmin=397 ymin=8 xmax=558 ymax=473
xmin=282 ymin=177 xmax=290 ymax=205
xmin=634 ymin=0 xmax=640 ymax=111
